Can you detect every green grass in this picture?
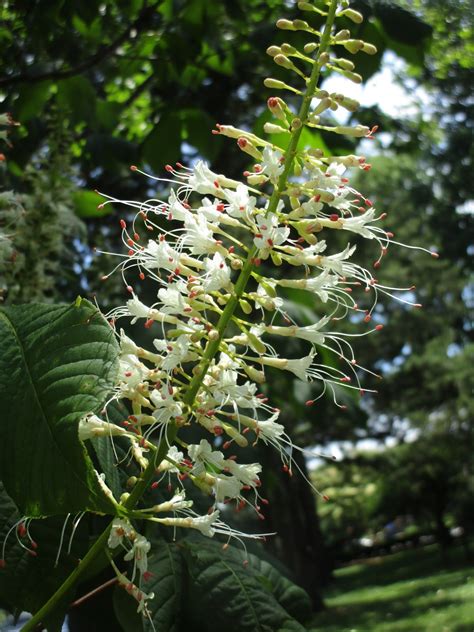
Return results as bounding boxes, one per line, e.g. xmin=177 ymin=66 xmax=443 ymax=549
xmin=310 ymin=543 xmax=474 ymax=632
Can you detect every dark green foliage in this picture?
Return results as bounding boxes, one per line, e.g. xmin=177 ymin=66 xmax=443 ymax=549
xmin=0 ymin=300 xmax=119 ymax=516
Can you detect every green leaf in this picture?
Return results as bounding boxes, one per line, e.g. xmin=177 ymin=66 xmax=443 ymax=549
xmin=14 ymin=81 xmax=52 ymax=122
xmin=73 ymin=190 xmax=111 ymax=218
xmin=143 ymin=539 xmax=184 ymax=632
xmin=0 ymin=300 xmax=119 ymax=516
xmin=142 ymin=111 xmax=182 ymax=172
xmin=182 ymin=539 xmax=309 ymax=632
xmin=57 ymin=76 xmax=97 ymax=126
xmin=0 ymin=482 xmax=88 ymax=623
xmin=181 ymin=108 xmax=221 ymax=161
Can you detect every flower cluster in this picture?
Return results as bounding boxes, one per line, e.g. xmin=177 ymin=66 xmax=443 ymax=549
xmin=80 ymin=0 xmax=436 ymax=616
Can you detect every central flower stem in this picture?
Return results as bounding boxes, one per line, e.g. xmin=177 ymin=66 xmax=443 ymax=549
xmin=21 ymin=2 xmax=338 ymax=629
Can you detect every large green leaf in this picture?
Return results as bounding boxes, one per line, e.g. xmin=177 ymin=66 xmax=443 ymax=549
xmin=0 ymin=300 xmax=119 ymax=517
xmin=0 ymin=482 xmax=89 ymax=628
xmin=182 ymin=539 xmax=310 ymax=632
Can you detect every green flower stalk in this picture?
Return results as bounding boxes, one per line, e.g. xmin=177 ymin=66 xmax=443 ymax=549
xmin=9 ymin=0 xmax=437 ymax=627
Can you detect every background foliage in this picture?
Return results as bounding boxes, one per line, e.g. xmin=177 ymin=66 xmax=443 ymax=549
xmin=0 ymin=0 xmax=472 ymax=629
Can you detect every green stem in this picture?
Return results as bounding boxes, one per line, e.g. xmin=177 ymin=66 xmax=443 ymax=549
xmin=21 ymin=3 xmax=338 ymax=629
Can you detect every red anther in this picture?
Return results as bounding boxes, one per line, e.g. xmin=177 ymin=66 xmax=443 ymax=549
xmin=214 ymin=427 xmax=223 ymax=436
xmin=267 ymin=238 xmax=274 ymax=247
xmin=323 ymin=495 xmax=330 ymax=502
xmin=214 ymin=180 xmax=220 ymax=188
xmin=344 ymin=287 xmax=353 ymax=292
xmin=30 ymin=540 xmax=38 ymax=550
xmin=341 ymin=177 xmax=349 ymax=183
xmin=243 ymin=170 xmax=251 ymax=177
xmin=228 ymin=245 xmax=235 ymax=254
xmin=305 ymin=399 xmax=315 ymax=406
xmin=237 ymin=137 xmax=248 ymax=148
xmin=127 ymin=238 xmax=134 ymax=246
xmin=28 ymin=550 xmax=38 ymax=557
xmin=151 ymin=481 xmax=159 ymax=490
xmin=128 ymin=249 xmax=134 ymax=256
xmin=216 ymin=203 xmax=225 ymax=211
xmin=360 ymin=389 xmax=365 ymax=396
xmin=386 ymin=231 xmax=394 ymax=238
xmin=375 ymin=324 xmax=384 ymax=331
xmin=211 ymin=129 xmax=220 ymax=135
xmin=0 ymin=559 xmax=6 ymax=568
xmin=126 ymin=285 xmax=133 ymax=293
xmin=373 ymin=261 xmax=381 ymax=269
xmin=261 ymin=498 xmax=269 ymax=505
xmin=243 ymin=559 xmax=249 ymax=568
xmin=257 ymin=512 xmax=265 ymax=521
xmin=120 ymin=219 xmax=127 ymax=229
xmin=282 ymin=464 xmax=289 ymax=473
xmin=17 ymin=523 xmax=27 ymax=538
xmin=142 ymin=571 xmax=154 ymax=582
xmin=144 ymin=319 xmax=154 ymax=329
xmin=431 ymin=251 xmax=439 ymax=258
xmin=340 ymin=376 xmax=351 ymax=383
xmin=268 ymin=97 xmax=279 ymax=108
xmin=313 ymin=194 xmax=321 ymax=202
xmin=365 ymin=199 xmax=373 ymax=207
xmin=0 ymin=154 xmax=6 ymax=162
xmin=167 ymin=483 xmax=173 ymax=492
xmin=255 ymin=233 xmax=263 ymax=239
xmin=101 ymin=275 xmax=108 ymax=281
xmin=242 ymin=427 xmax=250 ymax=434
xmin=241 ymin=485 xmax=251 ymax=491
xmin=414 ymin=303 xmax=423 ymax=308
xmin=165 ymin=164 xmax=173 ymax=172
xmin=97 ymin=203 xmax=104 ymax=209
xmin=178 ymin=473 xmax=188 ymax=481
xmin=124 ymin=371 xmax=133 ymax=377
xmin=364 ymin=314 xmax=371 ymax=323
xmin=358 ymin=206 xmax=365 ymax=213
xmin=363 ymin=164 xmax=371 ymax=171
xmin=382 ymin=247 xmax=388 ymax=255
xmin=134 ymin=232 xmax=140 ymax=241
xmin=254 ymin=164 xmax=262 ymax=173
xmin=139 ymin=272 xmax=145 ymax=281
xmin=379 ymin=213 xmax=387 ymax=220
xmin=329 ymin=214 xmax=339 ymax=222
xmin=340 ymin=405 xmax=347 ymax=411
xmin=130 ymin=165 xmax=138 ymax=171
xmin=254 ymin=258 xmax=261 ymax=266
xmin=223 ymin=441 xmax=231 ymax=450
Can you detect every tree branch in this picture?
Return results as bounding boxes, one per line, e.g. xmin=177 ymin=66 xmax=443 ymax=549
xmin=0 ymin=2 xmax=162 ymax=87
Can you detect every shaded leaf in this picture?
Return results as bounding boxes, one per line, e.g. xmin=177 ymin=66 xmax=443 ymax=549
xmin=73 ymin=190 xmax=111 ymax=218
xmin=0 ymin=300 xmax=119 ymax=516
xmin=142 ymin=112 xmax=182 ymax=172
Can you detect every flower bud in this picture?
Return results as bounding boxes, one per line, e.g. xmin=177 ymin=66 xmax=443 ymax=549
xmin=343 ymin=70 xmax=362 ymax=84
xmin=264 ymin=122 xmax=290 ymax=135
xmin=243 ymin=364 xmax=266 ymax=384
xmin=304 ymin=42 xmax=318 ymax=54
xmin=334 ymin=29 xmax=351 ymax=42
xmin=239 ymin=299 xmax=253 ymax=314
xmin=276 ymin=19 xmax=295 ymax=30
xmin=362 ymin=42 xmax=377 ymax=55
xmin=281 ymin=43 xmax=297 ymax=56
xmin=293 ymin=19 xmax=310 ymax=31
xmin=237 ymin=137 xmax=262 ymax=160
xmin=343 ymin=39 xmax=364 ymax=54
xmin=274 ymin=54 xmax=295 ymax=70
xmin=270 ymin=251 xmax=283 ymax=266
xmin=334 ymin=124 xmax=370 ymax=137
xmin=340 ymin=8 xmax=364 ymax=23
xmin=266 ymin=45 xmax=281 ymax=57
xmin=264 ymin=78 xmax=302 ymax=94
xmin=267 ymin=96 xmax=287 ymax=121
xmin=333 ymin=57 xmax=355 ymax=71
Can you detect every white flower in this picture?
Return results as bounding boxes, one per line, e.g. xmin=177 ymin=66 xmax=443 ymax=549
xmin=188 ymin=160 xmax=221 ymax=195
xmin=321 ymin=244 xmax=357 ymax=274
xmin=293 ymin=316 xmax=331 ymax=345
xmin=108 ymin=518 xmax=134 ymax=549
xmin=158 ymin=280 xmax=188 ymax=315
xmin=340 ymin=208 xmax=377 ymax=239
xmin=182 ymin=213 xmax=216 ymax=255
xmin=203 ymin=252 xmax=231 ymax=292
xmin=257 ymin=417 xmax=285 ymax=442
xmin=143 ymin=239 xmax=179 ymax=273
xmin=305 ymin=270 xmax=339 ymax=303
xmin=155 ymin=334 xmax=191 ymax=372
xmin=188 ymin=439 xmax=226 ymax=474
xmin=284 ymin=350 xmax=317 ymax=381
xmin=226 ymin=461 xmax=262 ymax=487
xmin=213 ymin=475 xmax=242 ymax=502
xmin=261 ymin=146 xmax=284 ymax=181
xmin=167 ymin=188 xmax=191 ymax=222
xmin=254 ymin=212 xmax=289 ymax=250
xmin=157 ymin=445 xmax=184 ymax=473
xmin=188 ymin=510 xmax=220 ymax=537
xmin=126 ymin=295 xmax=152 ymax=323
xmin=223 ymin=183 xmax=256 ymax=219
xmin=150 ymin=385 xmax=183 ymax=425
xmin=124 ymin=535 xmax=151 ymax=576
